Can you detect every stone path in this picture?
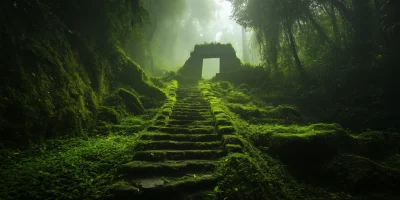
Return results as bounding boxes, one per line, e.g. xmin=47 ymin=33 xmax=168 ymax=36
xmin=109 ymin=84 xmax=232 ymax=200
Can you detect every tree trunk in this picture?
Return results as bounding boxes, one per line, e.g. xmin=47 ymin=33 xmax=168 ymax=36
xmin=286 ymin=20 xmax=305 ymax=78
xmin=329 ymin=0 xmax=354 ymax=28
xmin=304 ymin=10 xmax=334 ymax=45
xmin=329 ymin=4 xmax=341 ymax=45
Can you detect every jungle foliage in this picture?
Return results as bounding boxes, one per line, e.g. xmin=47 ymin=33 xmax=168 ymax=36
xmin=211 ymin=80 xmax=400 ymax=199
xmin=227 ymin=0 xmax=400 ymax=131
xmin=0 ymin=0 xmax=166 ymax=146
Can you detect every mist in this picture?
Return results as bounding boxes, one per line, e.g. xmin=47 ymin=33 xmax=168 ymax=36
xmin=126 ymin=0 xmax=260 ymax=78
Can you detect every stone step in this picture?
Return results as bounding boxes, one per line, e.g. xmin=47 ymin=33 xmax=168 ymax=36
xmin=118 ymin=160 xmax=219 ymax=178
xmin=148 ymin=126 xmax=215 ymax=134
xmin=176 ymin=101 xmax=209 ymax=105
xmin=109 ymin=174 xmax=218 ymax=200
xmin=176 ymin=92 xmax=203 ymax=95
xmin=135 ymin=141 xmax=221 ymax=151
xmin=133 ymin=150 xmax=226 ymax=161
xmin=173 ymin=107 xmax=210 ymax=111
xmin=174 ymin=103 xmax=209 ymax=107
xmin=170 ymin=115 xmax=212 ymax=121
xmin=168 ymin=120 xmax=214 ymax=126
xmin=166 ymin=124 xmax=215 ymax=129
xmin=140 ymin=133 xmax=221 ymax=142
xmin=175 ymin=96 xmax=203 ymax=99
xmin=174 ymin=100 xmax=207 ymax=103
xmin=176 ymin=96 xmax=204 ymax=100
xmin=176 ymin=101 xmax=206 ymax=105
xmin=171 ymin=109 xmax=211 ymax=114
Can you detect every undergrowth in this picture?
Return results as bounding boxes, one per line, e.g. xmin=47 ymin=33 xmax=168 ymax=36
xmin=208 ymin=79 xmax=400 ymax=199
xmin=0 ymin=134 xmax=138 ymax=200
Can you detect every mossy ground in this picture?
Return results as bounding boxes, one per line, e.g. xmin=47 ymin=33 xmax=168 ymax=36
xmin=208 ymin=80 xmax=400 ymax=199
xmin=0 ymin=134 xmax=137 ymax=200
xmin=0 ymin=93 xmax=171 ymax=200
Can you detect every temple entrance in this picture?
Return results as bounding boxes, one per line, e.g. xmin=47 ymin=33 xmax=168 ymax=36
xmin=202 ymin=58 xmax=220 ymax=79
xmin=178 ymin=43 xmax=241 ymax=80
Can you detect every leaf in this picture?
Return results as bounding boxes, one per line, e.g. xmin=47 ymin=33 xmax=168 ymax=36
xmin=214 ymin=186 xmax=219 ymax=192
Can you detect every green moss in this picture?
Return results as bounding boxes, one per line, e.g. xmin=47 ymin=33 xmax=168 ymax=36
xmin=222 ymin=135 xmax=243 ymax=147
xmin=161 ymin=107 xmax=173 ymax=116
xmin=108 ymin=181 xmax=141 ymax=197
xmin=237 ymin=84 xmax=252 ymax=94
xmin=226 ymin=91 xmax=252 ymax=104
xmin=211 ymin=81 xmax=233 ymax=96
xmin=116 ymin=88 xmax=145 ymax=114
xmin=325 ymin=154 xmax=400 ymax=195
xmin=227 ymin=103 xmax=262 ymax=119
xmin=0 ymin=134 xmax=137 ymax=199
xmin=247 ymin=123 xmax=351 ymax=179
xmin=218 ymin=126 xmax=235 ymax=134
xmin=225 ymin=144 xmax=243 ymax=153
xmin=97 ymin=106 xmax=120 ymax=124
xmin=109 ymin=46 xmax=166 ymax=101
xmin=215 ymin=153 xmax=287 ymax=200
xmin=349 ymin=131 xmax=400 ymax=161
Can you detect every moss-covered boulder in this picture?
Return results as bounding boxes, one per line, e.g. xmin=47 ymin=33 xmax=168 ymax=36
xmin=248 ymin=123 xmax=351 ymax=179
xmin=325 ymin=154 xmax=400 ymax=195
xmin=97 ymin=106 xmax=120 ymax=124
xmin=116 ymin=89 xmax=145 ymax=115
xmin=109 ymin=47 xmax=166 ymax=101
xmin=216 ymin=153 xmax=287 ymax=200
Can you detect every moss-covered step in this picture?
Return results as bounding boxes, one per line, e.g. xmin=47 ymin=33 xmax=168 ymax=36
xmin=174 ymin=104 xmax=210 ymax=109
xmin=170 ymin=112 xmax=212 ymax=118
xmin=109 ymin=174 xmax=218 ymax=200
xmin=133 ymin=150 xmax=226 ymax=161
xmin=166 ymin=124 xmax=215 ymax=130
xmin=217 ymin=126 xmax=235 ymax=134
xmin=175 ymin=94 xmax=205 ymax=98
xmin=168 ymin=119 xmax=214 ymax=126
xmin=225 ymin=144 xmax=243 ymax=153
xmin=174 ymin=102 xmax=209 ymax=106
xmin=140 ymin=133 xmax=221 ymax=142
xmin=170 ymin=114 xmax=213 ymax=121
xmin=134 ymin=141 xmax=222 ymax=151
xmin=175 ymin=101 xmax=208 ymax=104
xmin=108 ymin=174 xmax=218 ymax=200
xmin=222 ymin=135 xmax=243 ymax=146
xmin=215 ymin=118 xmax=233 ymax=126
xmin=148 ymin=126 xmax=215 ymax=134
xmin=171 ymin=110 xmax=211 ymax=115
xmin=118 ymin=160 xmax=219 ymax=178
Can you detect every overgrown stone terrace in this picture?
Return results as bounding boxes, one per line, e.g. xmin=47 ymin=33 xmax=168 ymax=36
xmin=108 ymin=83 xmax=243 ymax=199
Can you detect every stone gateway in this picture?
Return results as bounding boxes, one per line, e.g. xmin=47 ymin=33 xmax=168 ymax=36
xmin=178 ymin=43 xmax=241 ymax=80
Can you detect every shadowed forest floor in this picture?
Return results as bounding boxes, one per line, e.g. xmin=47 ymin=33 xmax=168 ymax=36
xmin=1 ymin=80 xmax=399 ymax=200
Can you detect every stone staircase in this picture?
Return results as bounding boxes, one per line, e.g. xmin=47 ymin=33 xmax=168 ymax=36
xmin=108 ymin=84 xmax=227 ymax=200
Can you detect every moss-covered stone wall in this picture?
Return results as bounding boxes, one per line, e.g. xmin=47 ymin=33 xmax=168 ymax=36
xmin=0 ymin=0 xmax=165 ymax=146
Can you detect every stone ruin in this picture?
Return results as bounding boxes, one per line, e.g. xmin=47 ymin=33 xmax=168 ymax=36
xmin=178 ymin=43 xmax=241 ymax=80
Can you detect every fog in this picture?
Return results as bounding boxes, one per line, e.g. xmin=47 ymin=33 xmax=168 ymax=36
xmin=137 ymin=0 xmax=260 ymax=77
